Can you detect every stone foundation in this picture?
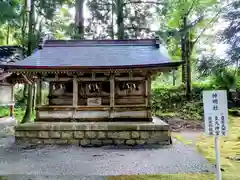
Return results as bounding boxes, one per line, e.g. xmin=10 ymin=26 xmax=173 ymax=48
xmin=15 ymin=117 xmax=171 ymax=146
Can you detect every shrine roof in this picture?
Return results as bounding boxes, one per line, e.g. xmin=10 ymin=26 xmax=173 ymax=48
xmin=0 ymin=39 xmax=183 ymax=70
xmin=0 ymin=46 xmax=23 ymax=64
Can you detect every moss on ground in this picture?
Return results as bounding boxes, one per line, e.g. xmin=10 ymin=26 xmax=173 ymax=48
xmin=107 ymin=173 xmax=238 ymax=180
xmin=196 ymin=116 xmax=240 ymax=179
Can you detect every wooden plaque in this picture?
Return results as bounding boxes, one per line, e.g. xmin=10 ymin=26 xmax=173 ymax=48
xmin=87 ymin=97 xmax=102 ymax=106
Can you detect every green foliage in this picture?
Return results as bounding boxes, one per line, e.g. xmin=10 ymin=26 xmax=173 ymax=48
xmin=14 ymin=88 xmax=27 ymax=107
xmin=0 ymin=0 xmax=21 ymax=24
xmin=211 ymin=69 xmax=236 ymax=90
xmin=152 ymin=83 xmax=204 ymax=120
xmin=0 ymin=106 xmax=33 ymax=122
xmin=152 ymin=69 xmax=239 ymax=120
xmin=0 ymin=107 xmax=10 ymax=118
xmin=221 ymin=1 xmax=240 ymax=65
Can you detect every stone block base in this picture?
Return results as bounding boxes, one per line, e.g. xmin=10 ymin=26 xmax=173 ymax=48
xmin=15 ymin=117 xmax=171 ymax=147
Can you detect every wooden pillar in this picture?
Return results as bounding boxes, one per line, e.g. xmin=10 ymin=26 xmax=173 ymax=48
xmin=145 ymin=74 xmax=152 ymax=119
xmin=9 ymin=105 xmax=14 ymax=117
xmin=73 ymin=76 xmax=78 ymax=106
xmin=110 ymin=74 xmax=115 ymax=119
xmin=36 ymin=78 xmax=42 ymax=121
xmin=36 ymin=78 xmax=42 ymax=105
xmin=10 ymin=85 xmax=14 ymax=117
xmin=49 ymin=82 xmax=53 ymax=105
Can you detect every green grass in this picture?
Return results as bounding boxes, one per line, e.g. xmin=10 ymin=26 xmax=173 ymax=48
xmin=107 ymin=174 xmax=217 ymax=180
xmin=107 ymin=173 xmax=240 ymax=180
xmin=0 ymin=106 xmax=35 ymax=122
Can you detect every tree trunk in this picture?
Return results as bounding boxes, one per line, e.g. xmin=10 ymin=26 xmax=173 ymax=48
xmin=181 ymin=15 xmax=187 ymax=83
xmin=27 ymin=0 xmax=34 ymax=56
xmin=172 ymin=70 xmax=176 ymax=86
xmin=22 ymin=85 xmax=33 ymax=123
xmin=75 ymin=0 xmax=84 ymax=39
xmin=22 ymin=84 xmax=28 ymax=104
xmin=32 ymin=83 xmax=36 ymax=112
xmin=111 ymin=0 xmax=114 ymax=39
xmin=116 ymin=0 xmax=124 ymax=39
xmin=186 ymin=34 xmax=193 ymax=100
xmin=21 ymin=0 xmax=28 ymax=55
xmin=22 ymin=0 xmax=34 ymax=123
xmin=6 ymin=24 xmax=10 ymax=45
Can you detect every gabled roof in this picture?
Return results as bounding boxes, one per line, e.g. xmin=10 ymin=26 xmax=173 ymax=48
xmin=1 ymin=39 xmax=183 ymax=70
xmin=0 ymin=46 xmax=23 ymax=64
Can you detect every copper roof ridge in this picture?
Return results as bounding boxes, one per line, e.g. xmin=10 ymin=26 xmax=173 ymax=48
xmin=43 ymin=39 xmax=160 ymax=47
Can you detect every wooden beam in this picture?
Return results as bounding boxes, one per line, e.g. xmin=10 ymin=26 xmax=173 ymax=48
xmin=44 ymin=77 xmax=109 ymax=82
xmin=73 ymin=76 xmax=78 ymax=106
xmin=115 ymin=77 xmax=145 ymax=81
xmin=6 ymin=66 xmax=179 ymax=74
xmin=36 ymin=105 xmax=110 ymax=109
xmin=0 ymin=73 xmax=12 ymax=81
xmin=44 ymin=77 xmax=72 ymax=82
xmin=21 ymin=74 xmax=32 ymax=84
xmin=114 ymin=104 xmax=146 ymax=107
xmin=78 ymin=77 xmax=108 ymax=81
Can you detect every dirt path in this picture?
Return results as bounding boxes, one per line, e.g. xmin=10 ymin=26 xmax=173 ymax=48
xmin=159 ymin=115 xmax=204 ymax=143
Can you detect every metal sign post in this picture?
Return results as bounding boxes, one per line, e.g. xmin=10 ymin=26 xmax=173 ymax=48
xmin=215 ymin=136 xmax=221 ymax=180
xmin=203 ymin=90 xmax=228 ymax=180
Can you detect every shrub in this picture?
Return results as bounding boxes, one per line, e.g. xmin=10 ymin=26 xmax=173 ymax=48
xmin=151 ymin=80 xmax=220 ymax=120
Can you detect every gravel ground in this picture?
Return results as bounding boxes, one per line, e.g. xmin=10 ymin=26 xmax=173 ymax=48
xmin=0 ymin=175 xmax=106 ymax=180
xmin=0 ymin=118 xmax=15 ymax=138
xmin=0 ymin=137 xmax=215 ymax=176
xmin=0 ymin=117 xmax=215 ymax=179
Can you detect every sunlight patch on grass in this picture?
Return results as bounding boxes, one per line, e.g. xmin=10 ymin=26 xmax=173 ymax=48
xmin=172 ymin=133 xmax=193 ymax=145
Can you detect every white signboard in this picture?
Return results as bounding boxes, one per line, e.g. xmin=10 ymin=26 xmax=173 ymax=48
xmin=203 ymin=90 xmax=228 ymax=136
xmin=0 ymin=85 xmax=14 ymax=106
xmin=87 ymin=97 xmax=102 ymax=106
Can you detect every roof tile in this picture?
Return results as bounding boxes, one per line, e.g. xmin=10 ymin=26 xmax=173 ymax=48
xmin=5 ymin=39 xmax=182 ymax=69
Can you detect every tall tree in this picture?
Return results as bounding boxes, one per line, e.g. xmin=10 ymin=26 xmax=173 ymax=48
xmin=116 ymin=0 xmax=124 ymax=39
xmin=75 ymin=0 xmax=84 ymax=38
xmin=22 ymin=0 xmax=35 ymax=123
xmin=86 ymin=0 xmax=159 ymax=39
xmin=221 ymin=0 xmax=240 ymax=70
xmin=156 ymin=0 xmax=221 ymax=99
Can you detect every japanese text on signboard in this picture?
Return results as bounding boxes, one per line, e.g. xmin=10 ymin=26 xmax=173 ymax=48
xmin=203 ymin=91 xmax=228 ymax=136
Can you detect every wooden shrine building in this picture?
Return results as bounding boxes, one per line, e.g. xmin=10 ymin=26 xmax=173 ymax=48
xmin=0 ymin=39 xmax=183 ymax=146
xmin=0 ymin=46 xmax=23 ymax=117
